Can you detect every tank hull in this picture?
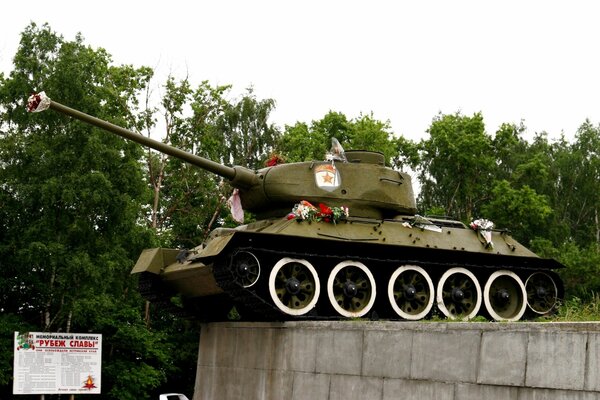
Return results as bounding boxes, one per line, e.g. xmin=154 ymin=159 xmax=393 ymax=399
xmin=135 ymin=216 xmax=564 ymax=322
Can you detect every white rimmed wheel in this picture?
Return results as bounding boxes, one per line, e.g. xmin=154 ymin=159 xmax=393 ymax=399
xmin=268 ymin=258 xmax=320 ymax=316
xmin=436 ymin=267 xmax=482 ymax=320
xmin=483 ymin=270 xmax=527 ymax=321
xmin=231 ymin=251 xmax=261 ymax=288
xmin=525 ymin=272 xmax=559 ymax=315
xmin=327 ymin=261 xmax=376 ymax=318
xmin=388 ymin=265 xmax=434 ymax=320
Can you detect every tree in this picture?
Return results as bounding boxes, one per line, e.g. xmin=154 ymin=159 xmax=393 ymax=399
xmin=278 ymin=121 xmax=327 ymax=163
xmin=490 ymin=122 xmax=529 ymax=182
xmin=480 ymin=180 xmax=553 ymax=244
xmin=217 ymin=87 xmax=279 ymax=168
xmin=278 ymin=111 xmax=402 ymax=166
xmin=417 ymin=112 xmax=494 ymax=221
xmin=347 ymin=113 xmax=397 ymax=162
xmin=0 ymin=23 xmax=176 ymax=399
xmin=144 ymin=81 xmax=279 ymax=248
xmin=553 ymin=122 xmax=600 ymax=247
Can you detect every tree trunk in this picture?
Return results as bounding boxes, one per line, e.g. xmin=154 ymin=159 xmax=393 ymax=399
xmin=594 ymin=207 xmax=600 ymax=249
xmin=43 ymin=265 xmax=57 ymax=330
xmin=66 ymin=312 xmax=75 ymax=400
xmin=66 ymin=309 xmax=72 ymax=334
xmin=145 ymin=300 xmax=151 ymax=328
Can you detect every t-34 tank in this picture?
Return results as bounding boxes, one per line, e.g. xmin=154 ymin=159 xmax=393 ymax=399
xmin=27 ymin=92 xmax=564 ymax=321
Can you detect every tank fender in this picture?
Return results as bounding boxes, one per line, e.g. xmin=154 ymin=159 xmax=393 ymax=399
xmin=194 ymin=233 xmax=236 ymax=259
xmin=131 ymin=248 xmax=180 ymax=275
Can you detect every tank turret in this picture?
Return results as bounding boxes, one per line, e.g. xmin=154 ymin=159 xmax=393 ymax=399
xmin=27 ymin=92 xmax=564 ymax=322
xmin=27 ymin=92 xmax=415 ymax=220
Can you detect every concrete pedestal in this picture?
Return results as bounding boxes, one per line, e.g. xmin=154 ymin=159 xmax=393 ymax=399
xmin=194 ymin=321 xmax=600 ymax=400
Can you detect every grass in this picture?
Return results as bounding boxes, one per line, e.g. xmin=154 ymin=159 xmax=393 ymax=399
xmin=535 ymin=294 xmax=600 ymax=322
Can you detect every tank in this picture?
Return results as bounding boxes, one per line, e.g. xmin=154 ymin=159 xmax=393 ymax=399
xmin=27 ymin=92 xmax=565 ymax=321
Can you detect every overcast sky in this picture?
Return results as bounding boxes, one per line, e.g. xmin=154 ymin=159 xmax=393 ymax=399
xmin=2 ymin=1 xmax=599 ymax=142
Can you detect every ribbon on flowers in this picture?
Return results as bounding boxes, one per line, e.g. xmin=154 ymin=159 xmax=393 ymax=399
xmin=470 ymin=218 xmax=495 ymax=249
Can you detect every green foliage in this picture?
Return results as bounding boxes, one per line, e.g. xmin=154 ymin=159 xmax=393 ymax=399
xmin=278 ymin=111 xmax=399 ymax=166
xmin=277 ymin=111 xmax=351 ymax=162
xmin=551 ymin=122 xmax=600 ymax=246
xmin=391 ymin=135 xmax=421 ymax=171
xmin=0 ymin=23 xmax=180 ymax=399
xmin=531 ymin=240 xmax=600 ymax=300
xmin=480 ymin=180 xmax=552 ymax=244
xmin=417 ymin=112 xmax=494 ymax=221
xmin=147 ymin=79 xmax=279 ymax=247
xmin=490 ymin=122 xmax=528 ymax=181
xmin=538 ymin=294 xmax=600 ymax=322
xmin=105 ymin=361 xmax=164 ymax=400
xmin=218 ymin=87 xmax=280 ymax=168
xmin=0 ymin=21 xmax=152 ymax=325
xmin=278 ymin=121 xmax=328 ymax=162
xmin=347 ymin=113 xmax=396 ymax=161
xmin=0 ymin=314 xmax=36 ymax=390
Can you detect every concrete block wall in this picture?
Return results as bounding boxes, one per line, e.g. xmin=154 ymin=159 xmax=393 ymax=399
xmin=193 ymin=321 xmax=600 ymax=400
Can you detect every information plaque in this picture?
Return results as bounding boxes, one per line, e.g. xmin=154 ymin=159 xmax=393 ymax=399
xmin=13 ymin=331 xmax=102 ymax=395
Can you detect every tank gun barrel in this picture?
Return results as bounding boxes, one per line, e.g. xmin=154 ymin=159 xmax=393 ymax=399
xmin=26 ymin=92 xmax=258 ymax=189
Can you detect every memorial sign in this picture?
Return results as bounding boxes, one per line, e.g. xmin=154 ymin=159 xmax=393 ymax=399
xmin=13 ymin=331 xmax=102 ymax=395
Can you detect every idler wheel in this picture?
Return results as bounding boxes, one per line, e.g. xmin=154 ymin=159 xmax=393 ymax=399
xmin=436 ymin=267 xmax=482 ymax=320
xmin=231 ymin=251 xmax=261 ymax=288
xmin=268 ymin=258 xmax=320 ymax=316
xmin=483 ymin=270 xmax=527 ymax=321
xmin=327 ymin=261 xmax=376 ymax=318
xmin=387 ymin=265 xmax=434 ymax=320
xmin=525 ymin=272 xmax=559 ymax=315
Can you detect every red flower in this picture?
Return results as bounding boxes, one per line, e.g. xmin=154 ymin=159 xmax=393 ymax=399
xmin=319 ymin=203 xmax=332 ymax=215
xmin=266 ymin=154 xmax=285 ymax=167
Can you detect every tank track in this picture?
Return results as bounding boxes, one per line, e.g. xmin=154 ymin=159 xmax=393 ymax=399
xmin=211 ymin=245 xmax=460 ymax=321
xmin=212 ymin=245 xmax=386 ymax=321
xmin=138 ymin=272 xmax=192 ymax=319
xmin=139 ymin=271 xmax=239 ymax=321
xmin=212 ymin=254 xmax=284 ymax=321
